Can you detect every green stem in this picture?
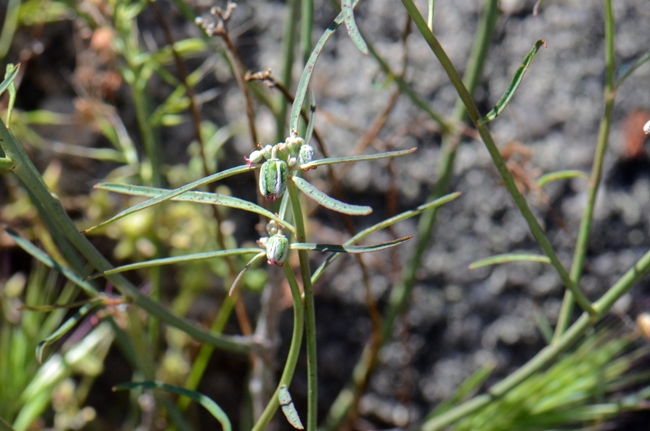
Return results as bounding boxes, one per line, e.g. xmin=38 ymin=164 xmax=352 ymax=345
xmin=288 ymin=179 xmax=317 ymax=431
xmin=276 ymin=0 xmax=300 ymax=143
xmin=301 ymin=0 xmax=314 ymax=65
xmin=322 ymin=3 xmax=498 ymax=430
xmin=401 ymin=0 xmax=595 ymax=316
xmin=0 ymin=118 xmax=251 ymax=353
xmin=421 ymin=246 xmax=650 ymax=431
xmin=554 ymin=0 xmax=616 ymax=341
xmin=251 ymin=261 xmax=305 ymax=431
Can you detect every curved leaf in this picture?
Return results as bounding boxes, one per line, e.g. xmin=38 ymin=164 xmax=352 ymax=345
xmin=311 ymin=192 xmax=461 ymax=283
xmin=96 ymin=183 xmax=296 ymax=235
xmin=114 ymin=381 xmax=231 ymax=431
xmin=537 ymin=170 xmax=589 ymax=188
xmin=290 ymin=0 xmax=359 ymax=133
xmin=36 ymin=302 xmax=99 ymax=364
xmin=86 ymin=248 xmax=263 ymax=281
xmin=616 ymin=50 xmax=650 ymax=89
xmin=229 ymin=252 xmax=266 ymax=296
xmin=479 ymin=40 xmax=546 ymax=124
xmin=84 ymin=164 xmax=255 ymax=233
xmin=291 ymin=236 xmax=411 ymax=253
xmin=0 ymin=63 xmax=19 ymax=97
xmin=468 ymin=253 xmax=551 ymax=270
xmin=292 ymin=176 xmax=372 ymax=215
xmin=300 ymin=147 xmax=416 ymax=170
xmin=342 ymin=0 xmax=368 ymax=55
xmin=279 ymin=384 xmax=304 ymax=429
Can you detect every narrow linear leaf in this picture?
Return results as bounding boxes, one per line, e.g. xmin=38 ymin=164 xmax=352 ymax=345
xmin=311 ymin=192 xmax=461 ymax=283
xmin=36 ymin=302 xmax=99 ymax=364
xmin=229 ymin=252 xmax=266 ymax=296
xmin=300 ymin=147 xmax=416 ymax=170
xmin=96 ymin=183 xmax=296 ymax=235
xmin=305 ymin=91 xmax=316 ymax=148
xmin=537 ymin=170 xmax=589 ymax=188
xmin=85 ymin=164 xmax=255 ymax=233
xmin=114 ymin=381 xmax=231 ymax=431
xmin=292 ymin=176 xmax=372 ymax=215
xmin=428 ymin=362 xmax=495 ymax=418
xmin=86 ymin=248 xmax=263 ymax=281
xmin=0 ymin=415 xmax=16 ymax=431
xmin=279 ymin=384 xmax=304 ymax=429
xmin=616 ymin=50 xmax=650 ymax=89
xmin=5 ymin=228 xmax=100 ymax=297
xmin=291 ymin=236 xmax=411 ymax=253
xmin=0 ymin=63 xmax=19 ymax=97
xmin=468 ymin=253 xmax=551 ymax=269
xmin=290 ymin=0 xmax=359 ymax=133
xmin=479 ymin=40 xmax=546 ymax=124
xmin=342 ymin=0 xmax=369 ymax=55
xmin=533 ymin=0 xmax=546 ymax=15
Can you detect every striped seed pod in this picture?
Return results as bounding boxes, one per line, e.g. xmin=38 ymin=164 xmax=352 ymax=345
xmin=259 ymin=158 xmax=288 ymax=201
xmin=265 ymin=233 xmax=289 ymax=266
xmin=299 ymin=144 xmax=315 ymax=170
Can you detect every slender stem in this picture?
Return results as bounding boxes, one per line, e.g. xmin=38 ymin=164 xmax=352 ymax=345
xmin=276 ymin=0 xmax=300 ymax=143
xmin=288 ymin=180 xmax=317 ymax=431
xmin=301 ymin=0 xmax=314 ymax=65
xmin=554 ymin=0 xmax=616 ymax=341
xmin=421 ymin=246 xmax=650 ymax=431
xmin=251 ymin=261 xmax=305 ymax=431
xmin=401 ymin=0 xmax=595 ymax=315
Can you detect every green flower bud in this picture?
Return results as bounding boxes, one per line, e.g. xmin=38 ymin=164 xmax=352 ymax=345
xmin=259 ymin=158 xmax=288 ymax=201
xmin=265 ymin=233 xmax=289 ymax=266
xmin=299 ymin=144 xmax=315 ymax=170
xmin=245 ymin=149 xmax=264 ymax=167
xmin=286 ymin=136 xmax=305 ymax=152
xmin=262 ymin=145 xmax=274 ymax=159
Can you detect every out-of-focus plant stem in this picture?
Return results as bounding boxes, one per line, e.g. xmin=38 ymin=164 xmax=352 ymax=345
xmin=276 ymin=0 xmax=300 ymax=143
xmin=554 ymin=0 xmax=616 ymax=341
xmin=321 ymin=2 xmax=498 ymax=430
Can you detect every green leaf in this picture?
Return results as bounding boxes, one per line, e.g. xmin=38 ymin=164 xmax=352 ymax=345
xmin=290 ymin=0 xmax=359 ymax=133
xmin=0 ymin=63 xmax=19 ymax=97
xmin=342 ymin=0 xmax=369 ymax=55
xmin=300 ymin=147 xmax=416 ymax=170
xmin=291 ymin=236 xmax=411 ymax=253
xmin=84 ymin=164 xmax=255 ymax=233
xmin=35 ymin=302 xmax=99 ymax=364
xmin=279 ymin=384 xmax=304 ymax=429
xmin=536 ymin=170 xmax=589 ymax=188
xmin=229 ymin=252 xmax=266 ymax=296
xmin=428 ymin=362 xmax=495 ymax=418
xmin=311 ymin=192 xmax=461 ymax=283
xmin=5 ymin=228 xmax=101 ymax=297
xmin=114 ymin=381 xmax=231 ymax=431
xmin=86 ymin=248 xmax=263 ymax=281
xmin=292 ymin=176 xmax=372 ymax=215
xmin=468 ymin=253 xmax=551 ymax=269
xmin=0 ymin=415 xmax=16 ymax=431
xmin=616 ymin=50 xmax=650 ymax=89
xmin=95 ymin=183 xmax=296 ymax=235
xmin=479 ymin=40 xmax=546 ymax=124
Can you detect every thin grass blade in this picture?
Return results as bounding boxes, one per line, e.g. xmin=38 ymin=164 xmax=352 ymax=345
xmin=468 ymin=253 xmax=551 ymax=269
xmin=312 ymin=192 xmax=461 ymax=283
xmin=229 ymin=252 xmax=266 ymax=296
xmin=86 ymin=248 xmax=263 ymax=281
xmin=35 ymin=302 xmax=99 ymax=364
xmin=84 ymin=165 xmax=254 ymax=233
xmin=114 ymin=381 xmax=231 ymax=431
xmin=291 ymin=236 xmax=411 ymax=253
xmin=292 ymin=176 xmax=372 ymax=215
xmin=300 ymin=147 xmax=416 ymax=170
xmin=96 ymin=183 xmax=296 ymax=235
xmin=290 ymin=0 xmax=359 ymax=133
xmin=5 ymin=228 xmax=100 ymax=297
xmin=342 ymin=0 xmax=368 ymax=55
xmin=616 ymin=50 xmax=650 ymax=89
xmin=479 ymin=40 xmax=546 ymax=124
xmin=0 ymin=63 xmax=19 ymax=97
xmin=537 ymin=170 xmax=589 ymax=188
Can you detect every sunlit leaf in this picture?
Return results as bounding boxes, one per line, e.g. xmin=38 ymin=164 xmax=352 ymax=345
xmin=536 ymin=170 xmax=589 ymax=188
xmin=229 ymin=252 xmax=266 ymax=296
xmin=84 ymin=164 xmax=255 ymax=233
xmin=479 ymin=40 xmax=546 ymax=124
xmin=292 ymin=176 xmax=372 ymax=215
xmin=299 ymin=147 xmax=416 ymax=170
xmin=342 ymin=0 xmax=368 ymax=55
xmin=86 ymin=248 xmax=263 ymax=281
xmin=0 ymin=63 xmax=19 ymax=97
xmin=291 ymin=236 xmax=411 ymax=253
xmin=468 ymin=253 xmax=551 ymax=269
xmin=114 ymin=381 xmax=231 ymax=431
xmin=96 ymin=183 xmax=296 ymax=235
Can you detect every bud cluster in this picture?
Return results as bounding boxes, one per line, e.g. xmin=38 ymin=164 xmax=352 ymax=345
xmin=246 ymin=135 xmax=316 ymax=201
xmin=257 ymin=221 xmax=290 ymax=266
